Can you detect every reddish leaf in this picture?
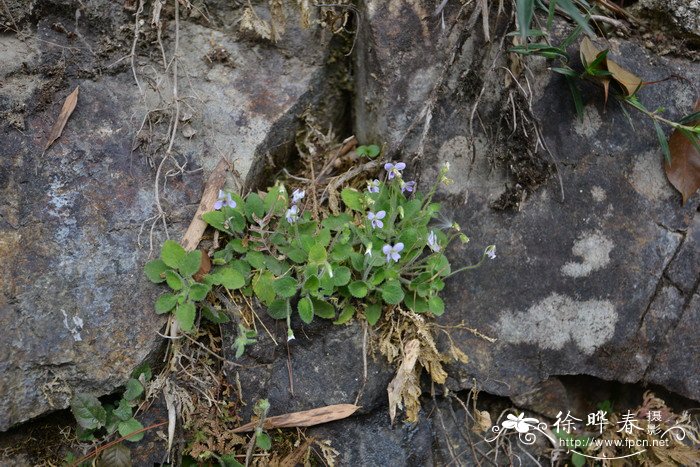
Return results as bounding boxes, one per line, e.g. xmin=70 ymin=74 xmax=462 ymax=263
xmin=45 ymin=86 xmax=79 ymax=151
xmin=665 ymin=101 xmax=700 ymax=205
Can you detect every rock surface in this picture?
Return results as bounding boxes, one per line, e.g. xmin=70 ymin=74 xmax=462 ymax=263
xmin=0 ymin=0 xmax=337 ymax=430
xmin=353 ymin=1 xmax=700 ymax=402
xmin=635 ymin=0 xmax=700 ymax=41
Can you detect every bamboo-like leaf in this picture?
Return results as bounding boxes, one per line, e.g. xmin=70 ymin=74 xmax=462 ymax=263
xmin=516 ymin=0 xmax=535 ymax=40
xmin=565 ymin=76 xmax=584 ymax=120
xmin=653 ymin=120 xmax=671 ymax=163
xmin=232 ymin=404 xmax=359 ymax=433
xmin=45 ymin=86 xmax=79 ymax=151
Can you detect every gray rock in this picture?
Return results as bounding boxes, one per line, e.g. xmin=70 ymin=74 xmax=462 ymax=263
xmin=307 ymin=409 xmax=434 ymax=467
xmin=353 ymin=1 xmax=700 ymax=401
xmin=667 ymin=213 xmax=700 ymax=294
xmin=635 ymin=0 xmax=700 ymax=41
xmin=0 ymin=0 xmax=337 ymax=430
xmin=223 ymin=316 xmax=395 ymax=422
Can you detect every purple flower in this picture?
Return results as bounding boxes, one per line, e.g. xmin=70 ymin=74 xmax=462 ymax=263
xmin=367 ymin=179 xmax=381 ymax=193
xmin=367 ymin=210 xmax=386 ymax=229
xmin=382 ymin=242 xmax=404 ymax=263
xmin=214 ymin=190 xmax=236 ymax=210
xmin=427 ymin=230 xmax=440 ymax=252
xmin=486 ymin=245 xmax=496 ymax=260
xmin=285 ymin=205 xmax=299 ymax=223
xmin=291 ymin=188 xmax=305 ymax=204
xmin=384 ymin=161 xmax=406 ymax=180
xmin=401 ymin=180 xmax=416 ymax=193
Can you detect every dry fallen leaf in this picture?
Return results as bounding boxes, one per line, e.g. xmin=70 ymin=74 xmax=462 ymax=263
xmin=472 ymin=409 xmax=493 ymax=434
xmin=45 ymin=86 xmax=79 ymax=151
xmin=193 ymin=251 xmax=211 ymax=282
xmin=665 ymin=100 xmax=700 ymax=205
xmin=232 ymin=404 xmax=359 ymax=433
xmin=387 ymin=339 xmax=421 ymax=424
xmin=580 ymin=37 xmax=642 ymax=98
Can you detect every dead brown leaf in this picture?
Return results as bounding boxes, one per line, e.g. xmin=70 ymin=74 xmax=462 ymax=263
xmin=665 ymin=100 xmax=700 ymax=205
xmin=193 ymin=251 xmax=211 ymax=282
xmin=387 ymin=339 xmax=421 ymax=424
xmin=232 ymin=404 xmax=359 ymax=433
xmin=45 ymin=86 xmax=79 ymax=151
xmin=580 ymin=37 xmax=642 ymax=97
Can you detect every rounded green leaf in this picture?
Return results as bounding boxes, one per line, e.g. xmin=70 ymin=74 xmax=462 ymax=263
xmin=348 ymin=280 xmax=369 ymax=298
xmin=267 ymin=299 xmax=291 ymax=319
xmin=144 ymin=259 xmax=168 ymax=283
xmin=245 ymin=251 xmax=266 ymax=269
xmin=365 ymin=303 xmax=382 ymax=326
xmin=308 ymin=244 xmax=327 ymax=263
xmin=189 ymin=283 xmax=211 ymax=301
xmin=123 ymin=378 xmax=144 ymax=401
xmin=311 ymin=298 xmax=335 ymax=319
xmin=164 ymin=270 xmax=183 ymax=291
xmin=155 ymin=292 xmax=178 ymax=314
xmin=332 ymin=266 xmax=352 ymax=286
xmin=113 ymin=399 xmax=133 ymax=422
xmin=334 ymin=305 xmax=356 ymax=325
xmin=298 ymin=296 xmax=314 ymax=324
xmin=245 ymin=193 xmax=265 ymax=219
xmin=273 ymin=276 xmax=298 ymax=298
xmin=160 ymin=240 xmax=186 ymax=269
xmin=287 ymin=248 xmax=308 ymax=264
xmin=213 ymin=268 xmax=245 ymax=290
xmin=178 ymin=250 xmax=202 ymax=277
xmin=175 ymin=302 xmax=196 ymax=332
xmin=202 ymin=210 xmax=226 ymax=231
xmin=428 ymin=296 xmax=445 ymax=316
xmin=380 ymin=281 xmax=404 ymax=305
xmin=70 ymin=393 xmax=107 ymax=430
xmin=303 ymin=275 xmax=320 ymax=292
xmin=253 ymin=271 xmax=276 ymax=305
xmin=255 ymin=431 xmax=272 ymax=451
xmin=341 ymin=188 xmax=364 ymax=211
xmin=118 ymin=417 xmax=144 ymax=442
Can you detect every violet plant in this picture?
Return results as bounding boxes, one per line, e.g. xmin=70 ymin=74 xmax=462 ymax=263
xmin=144 ymin=147 xmax=494 ymax=343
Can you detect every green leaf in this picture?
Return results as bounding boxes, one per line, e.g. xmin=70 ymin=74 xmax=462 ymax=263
xmin=178 ymin=250 xmax=202 ymax=277
xmin=366 ymin=144 xmax=381 ymax=158
xmin=404 ymin=294 xmax=430 ymax=313
xmin=256 ymin=431 xmax=272 ymax=451
xmin=245 ymin=193 xmax=266 ymax=219
xmin=175 ymin=302 xmax=197 ymax=332
xmin=164 ymin=270 xmax=183 ymax=291
xmin=303 ymin=275 xmax=320 ymax=293
xmin=245 ymin=251 xmax=266 ymax=269
xmin=253 ymin=271 xmax=276 ymax=305
xmin=71 ymin=393 xmax=107 ymax=430
xmin=99 ymin=444 xmax=132 ymax=467
xmin=144 ymin=259 xmax=168 ymax=283
xmin=287 ymin=248 xmax=308 ymax=263
xmin=565 ymin=76 xmax=584 ymax=121
xmin=202 ymin=210 xmax=227 ymax=231
xmin=123 ymin=378 xmax=144 ymax=401
xmin=331 ymin=242 xmax=353 ymax=261
xmin=340 ymin=188 xmax=364 ymax=211
xmin=653 ymin=120 xmax=671 ymax=163
xmin=189 ymin=282 xmax=211 ymax=301
xmin=113 ymin=399 xmax=133 ymax=422
xmin=118 ymin=417 xmax=144 ymax=442
xmin=381 ymin=281 xmax=404 ymax=305
xmin=557 ymin=0 xmax=593 ymax=35
xmin=550 ymin=66 xmax=578 ymax=78
xmin=572 ymin=451 xmax=586 ymax=467
xmin=298 ymin=296 xmax=314 ymax=323
xmin=311 ymin=298 xmax=335 ymax=319
xmin=273 ymin=276 xmax=297 ymax=298
xmin=231 ymin=259 xmax=252 ymax=279
xmin=428 ymin=296 xmax=445 ymax=316
xmin=130 ymin=363 xmax=152 ymax=382
xmin=679 ymin=111 xmax=700 ymax=125
xmin=268 ymin=299 xmax=291 ymax=319
xmin=155 ymin=293 xmax=177 ymax=314
xmin=201 ymin=305 xmax=230 ymax=324
xmin=365 ymin=303 xmax=382 ymax=326
xmin=334 ymin=304 xmax=355 ymax=325
xmin=348 ymin=280 xmax=369 ymax=298
xmin=516 ymin=0 xmax=535 ymax=40
xmin=332 ymin=266 xmax=352 ymax=286
xmin=308 ymin=244 xmax=327 ymax=263
xmin=212 ymin=267 xmax=246 ymax=290
xmin=160 ymin=240 xmax=185 ymax=269
xmin=322 ymin=213 xmax=352 ymax=231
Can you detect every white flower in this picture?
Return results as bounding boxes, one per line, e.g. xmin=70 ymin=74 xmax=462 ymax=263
xmin=291 ymin=188 xmax=305 ymax=204
xmin=485 ymin=245 xmax=496 ymax=260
